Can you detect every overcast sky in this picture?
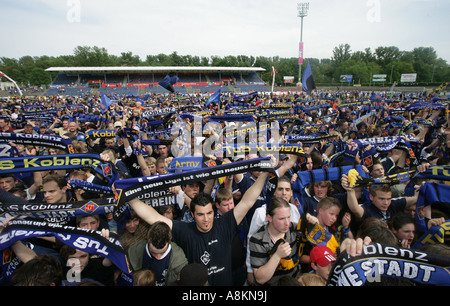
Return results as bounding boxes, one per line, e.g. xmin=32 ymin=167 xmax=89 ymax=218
xmin=1 ymin=0 xmax=449 ymax=63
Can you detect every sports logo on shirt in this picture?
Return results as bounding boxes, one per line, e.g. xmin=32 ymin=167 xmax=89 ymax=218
xmin=200 ymin=251 xmax=210 ymax=265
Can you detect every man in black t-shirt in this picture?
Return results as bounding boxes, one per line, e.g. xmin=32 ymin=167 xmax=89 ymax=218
xmin=127 ymin=171 xmax=269 ymax=286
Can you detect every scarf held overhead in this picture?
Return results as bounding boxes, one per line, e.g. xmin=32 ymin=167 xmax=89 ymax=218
xmin=0 ymin=197 xmax=116 ymax=220
xmin=223 ymin=143 xmax=307 ymax=159
xmin=0 ymin=154 xmax=119 ymax=185
xmin=113 ymin=157 xmax=276 ymax=206
xmin=0 ymin=132 xmax=74 ymax=153
xmin=0 ymin=219 xmax=133 ymax=286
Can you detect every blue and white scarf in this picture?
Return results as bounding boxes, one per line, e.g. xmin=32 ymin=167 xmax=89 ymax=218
xmin=0 ymin=219 xmax=133 ymax=286
xmin=327 ymin=242 xmax=450 ymax=286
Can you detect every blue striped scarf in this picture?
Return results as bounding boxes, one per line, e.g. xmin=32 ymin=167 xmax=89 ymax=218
xmin=0 ymin=153 xmax=119 ymax=186
xmin=0 ymin=219 xmax=133 ymax=285
xmin=327 ymin=242 xmax=450 ymax=286
xmin=0 ymin=132 xmax=74 ymax=153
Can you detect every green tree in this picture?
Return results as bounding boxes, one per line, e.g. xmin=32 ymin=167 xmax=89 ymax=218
xmin=119 ymin=51 xmax=141 ymax=66
xmin=29 ymin=67 xmax=51 ymax=86
xmin=374 ymin=46 xmax=401 ymax=67
xmin=72 ymin=46 xmax=114 ymax=66
xmin=331 ymin=44 xmax=352 ymax=65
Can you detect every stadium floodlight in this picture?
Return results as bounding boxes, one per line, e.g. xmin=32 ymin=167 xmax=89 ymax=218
xmin=297 ymin=2 xmax=309 ymax=87
xmin=297 ymin=2 xmax=309 ymax=18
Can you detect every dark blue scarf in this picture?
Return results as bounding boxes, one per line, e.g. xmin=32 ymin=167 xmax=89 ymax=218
xmin=222 ymin=143 xmax=307 ymax=159
xmin=0 ymin=132 xmax=75 ymax=153
xmin=207 ymin=114 xmax=255 ymax=123
xmin=0 ymin=153 xmax=119 ymax=186
xmin=142 ymin=107 xmax=177 ymax=118
xmin=327 ymin=242 xmax=450 ymax=286
xmin=69 ymin=179 xmax=113 ymax=194
xmin=85 ymin=129 xmax=116 ymax=139
xmin=0 ymin=196 xmax=115 ymax=220
xmin=412 ymin=220 xmax=450 ymax=249
xmin=0 ymin=219 xmax=133 ymax=286
xmin=113 ymin=157 xmax=275 ymax=206
xmin=232 ymin=91 xmax=258 ymax=102
xmin=415 ymin=182 xmax=450 ymax=233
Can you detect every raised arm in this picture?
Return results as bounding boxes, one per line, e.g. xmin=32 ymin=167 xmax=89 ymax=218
xmin=341 ymin=174 xmax=364 ymax=219
xmin=233 ymin=171 xmax=269 ymax=225
xmin=275 ymin=154 xmax=298 ymax=177
xmin=11 ymin=241 xmax=37 ymax=263
xmin=127 ymin=198 xmax=173 ymax=229
xmin=133 ymin=139 xmax=150 ymax=177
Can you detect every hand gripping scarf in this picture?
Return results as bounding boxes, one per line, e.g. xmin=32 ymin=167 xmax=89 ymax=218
xmin=272 ymin=213 xmax=344 ymax=272
xmin=347 ymin=165 xmax=450 ymax=188
xmin=296 ymin=214 xmax=339 ymax=255
xmin=267 ymin=237 xmax=301 ymax=272
xmin=291 ymin=165 xmax=366 ymax=214
xmin=412 ymin=220 xmax=450 ymax=249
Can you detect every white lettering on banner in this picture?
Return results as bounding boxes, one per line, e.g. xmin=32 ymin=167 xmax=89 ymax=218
xmin=329 ymin=243 xmax=438 ymax=285
xmin=72 ymin=237 xmax=109 ymax=256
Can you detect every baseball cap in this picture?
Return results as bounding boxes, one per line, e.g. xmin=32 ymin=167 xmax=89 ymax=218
xmin=310 ymin=246 xmax=336 ymax=267
xmin=114 ymin=121 xmax=123 ymax=127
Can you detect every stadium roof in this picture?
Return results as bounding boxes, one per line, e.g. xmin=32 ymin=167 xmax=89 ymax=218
xmin=45 ymin=66 xmax=266 ymax=74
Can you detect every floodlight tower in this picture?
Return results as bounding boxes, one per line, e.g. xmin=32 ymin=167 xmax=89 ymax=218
xmin=297 ymin=2 xmax=309 ymax=87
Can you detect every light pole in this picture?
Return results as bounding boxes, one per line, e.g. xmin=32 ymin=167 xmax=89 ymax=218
xmin=297 ymin=2 xmax=309 ymax=87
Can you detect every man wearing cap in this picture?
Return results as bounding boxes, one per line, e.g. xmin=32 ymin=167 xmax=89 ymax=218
xmin=38 ymin=123 xmax=50 ymax=135
xmin=309 ymin=245 xmax=336 ymax=281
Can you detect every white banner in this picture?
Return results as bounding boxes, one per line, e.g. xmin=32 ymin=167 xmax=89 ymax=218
xmin=400 ymin=73 xmax=417 ymax=83
xmin=283 ymin=76 xmax=295 ymax=83
xmin=372 ymin=74 xmax=387 ymax=82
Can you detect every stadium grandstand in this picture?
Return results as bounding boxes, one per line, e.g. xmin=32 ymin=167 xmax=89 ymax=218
xmin=44 ymin=66 xmax=270 ymax=96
